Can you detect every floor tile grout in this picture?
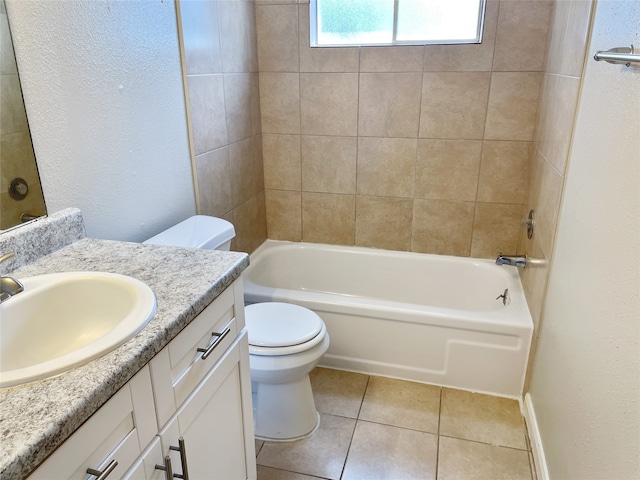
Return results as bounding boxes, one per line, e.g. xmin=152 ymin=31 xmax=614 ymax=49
xmin=257 ymin=368 xmax=533 ymax=480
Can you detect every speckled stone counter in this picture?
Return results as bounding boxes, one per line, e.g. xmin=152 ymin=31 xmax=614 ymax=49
xmin=0 ymin=211 xmax=249 ymax=479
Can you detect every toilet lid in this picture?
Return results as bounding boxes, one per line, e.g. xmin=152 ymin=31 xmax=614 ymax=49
xmin=245 ymin=302 xmax=323 ymax=348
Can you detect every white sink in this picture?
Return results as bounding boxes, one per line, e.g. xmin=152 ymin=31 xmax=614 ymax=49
xmin=0 ymin=272 xmax=156 ymax=388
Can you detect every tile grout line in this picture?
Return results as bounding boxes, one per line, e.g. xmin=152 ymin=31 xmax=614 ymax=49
xmin=338 ymin=374 xmax=371 ymax=480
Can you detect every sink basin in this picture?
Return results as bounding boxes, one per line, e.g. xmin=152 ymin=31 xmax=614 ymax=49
xmin=0 ymin=272 xmax=156 ymax=388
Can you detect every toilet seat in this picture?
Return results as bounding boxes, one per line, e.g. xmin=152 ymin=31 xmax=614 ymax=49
xmin=245 ymin=302 xmax=326 ymax=356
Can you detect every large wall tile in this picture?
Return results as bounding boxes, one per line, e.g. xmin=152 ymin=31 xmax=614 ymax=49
xmin=535 ymin=73 xmax=580 ymax=174
xmin=560 ymin=0 xmax=592 ymax=76
xmin=229 ymin=136 xmax=263 ymax=206
xmin=545 ymin=0 xmax=592 ymax=76
xmin=485 ymin=72 xmax=541 ymax=141
xmin=262 ymin=134 xmax=301 ymax=191
xmin=477 ymin=140 xmax=529 ymax=203
xmin=492 ymin=0 xmax=553 ymax=72
xmin=302 ymin=192 xmax=355 ymax=245
xmin=265 ymin=189 xmax=301 ymax=240
xmin=195 ymin=147 xmax=232 ymax=217
xmin=357 ymin=137 xmax=417 ymax=197
xmin=415 ymin=139 xmax=482 ymax=201
xmin=519 ymin=237 xmax=549 ymax=333
xmin=544 ymin=0 xmax=570 ymax=75
xmin=300 ymin=73 xmax=358 ymax=136
xmin=533 ymin=157 xmax=563 ymax=258
xmin=301 ymin=135 xmax=357 ymax=194
xmin=224 ymin=73 xmax=253 ymax=143
xmin=187 ymin=74 xmax=228 ymax=154
xmin=358 ymin=73 xmax=422 ymax=138
xmin=412 ymin=199 xmax=475 ymax=256
xmin=419 ymin=72 xmax=491 ymax=139
xmin=233 ymin=192 xmax=267 ymax=253
xmin=219 ymin=0 xmax=258 ymax=73
xmin=179 ymin=0 xmax=222 ymax=74
xmin=360 ymin=46 xmax=424 ymax=72
xmin=256 ymin=4 xmax=299 ymax=72
xmin=298 ymin=5 xmax=360 ymax=73
xmin=355 ymin=196 xmax=413 ymax=251
xmin=423 ymin=0 xmax=499 ymax=72
xmin=470 ymin=202 xmax=522 ymax=258
xmin=259 ymin=72 xmax=300 ymax=134
xmin=250 ymin=73 xmax=262 ymax=136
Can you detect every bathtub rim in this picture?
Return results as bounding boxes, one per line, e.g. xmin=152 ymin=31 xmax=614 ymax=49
xmin=243 ymin=239 xmax=533 ymax=335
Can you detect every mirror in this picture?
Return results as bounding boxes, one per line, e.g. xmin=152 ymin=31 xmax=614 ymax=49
xmin=0 ymin=0 xmax=46 ymax=231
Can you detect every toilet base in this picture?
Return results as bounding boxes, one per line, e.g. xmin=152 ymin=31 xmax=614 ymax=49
xmin=252 ymin=374 xmax=320 ymax=441
xmin=254 ymin=413 xmax=320 ymax=442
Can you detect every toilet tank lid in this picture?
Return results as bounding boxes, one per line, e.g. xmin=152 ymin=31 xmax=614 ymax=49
xmin=143 ymin=215 xmax=235 ymax=250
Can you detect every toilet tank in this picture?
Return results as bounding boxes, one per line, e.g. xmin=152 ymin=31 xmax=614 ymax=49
xmin=143 ymin=215 xmax=236 ymax=251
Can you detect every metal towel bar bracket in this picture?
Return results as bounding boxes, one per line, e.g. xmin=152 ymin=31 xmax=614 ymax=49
xmin=593 ymin=45 xmax=640 ymax=67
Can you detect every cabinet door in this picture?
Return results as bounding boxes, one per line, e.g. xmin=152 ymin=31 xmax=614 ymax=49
xmin=159 ymin=333 xmax=255 ymax=480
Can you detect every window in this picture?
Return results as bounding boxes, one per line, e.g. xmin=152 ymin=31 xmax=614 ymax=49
xmin=310 ymin=0 xmax=486 ymax=47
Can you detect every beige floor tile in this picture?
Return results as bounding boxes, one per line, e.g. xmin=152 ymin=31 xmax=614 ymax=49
xmin=257 ymin=465 xmax=325 ymax=480
xmin=342 ymin=420 xmax=438 ymax=480
xmin=437 ymin=436 xmax=532 ymax=480
xmin=256 ymin=413 xmax=356 ymax=480
xmin=310 ymin=367 xmax=369 ymax=418
xmin=440 ymin=388 xmax=527 ymax=449
xmin=255 ymin=439 xmax=264 ymax=456
xmin=358 ymin=376 xmax=440 ymax=434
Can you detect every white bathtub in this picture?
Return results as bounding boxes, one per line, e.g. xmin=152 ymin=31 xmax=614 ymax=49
xmin=243 ymin=240 xmax=533 ymax=397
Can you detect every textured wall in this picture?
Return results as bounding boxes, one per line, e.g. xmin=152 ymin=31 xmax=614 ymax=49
xmin=6 ymin=0 xmax=196 ymax=241
xmin=529 ymin=1 xmax=640 ymax=477
xmin=256 ymin=0 xmax=553 ymax=258
xmin=180 ymin=0 xmax=267 ymax=254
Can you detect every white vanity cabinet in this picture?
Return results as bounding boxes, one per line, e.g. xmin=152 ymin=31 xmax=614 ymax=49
xmin=29 ymin=366 xmax=157 ymax=480
xmin=28 ymin=278 xmax=256 ymax=480
xmin=156 ymin=336 xmax=253 ymax=480
xmin=148 ymin=278 xmax=256 ymax=480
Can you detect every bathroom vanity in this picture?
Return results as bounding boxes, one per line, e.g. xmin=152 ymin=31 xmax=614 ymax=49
xmin=0 ymin=210 xmax=256 ymax=480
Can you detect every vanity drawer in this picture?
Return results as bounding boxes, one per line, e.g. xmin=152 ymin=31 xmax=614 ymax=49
xmin=29 ymin=366 xmax=156 ymax=480
xmin=150 ymin=280 xmax=244 ymax=428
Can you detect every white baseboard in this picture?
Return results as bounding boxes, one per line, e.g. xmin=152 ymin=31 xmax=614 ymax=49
xmin=523 ymin=393 xmax=550 ymax=480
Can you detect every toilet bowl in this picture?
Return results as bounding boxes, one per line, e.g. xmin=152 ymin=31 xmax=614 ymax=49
xmin=246 ymin=302 xmax=329 ymax=441
xmin=144 ymin=215 xmax=330 ymax=441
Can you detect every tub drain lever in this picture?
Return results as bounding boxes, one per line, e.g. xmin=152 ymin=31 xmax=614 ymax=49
xmin=496 ymin=289 xmax=510 ymax=306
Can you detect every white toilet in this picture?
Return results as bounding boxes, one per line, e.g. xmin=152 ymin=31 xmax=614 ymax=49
xmin=144 ymin=215 xmax=330 ymax=441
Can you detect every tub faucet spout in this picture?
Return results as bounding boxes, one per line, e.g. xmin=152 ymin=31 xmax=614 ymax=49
xmin=495 ymin=253 xmax=527 ymax=268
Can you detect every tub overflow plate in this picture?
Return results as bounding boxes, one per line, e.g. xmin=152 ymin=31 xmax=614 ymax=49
xmin=496 ymin=288 xmax=510 ymax=306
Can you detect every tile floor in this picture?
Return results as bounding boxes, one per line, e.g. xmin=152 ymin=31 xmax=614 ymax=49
xmin=254 ymin=367 xmax=537 ymax=480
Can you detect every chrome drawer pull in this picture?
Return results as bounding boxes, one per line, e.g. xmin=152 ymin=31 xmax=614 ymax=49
xmin=86 ymin=459 xmax=118 ymax=480
xmin=169 ymin=437 xmax=190 ymax=480
xmin=197 ymin=327 xmax=231 ymax=360
xmin=155 ymin=455 xmax=174 ymax=480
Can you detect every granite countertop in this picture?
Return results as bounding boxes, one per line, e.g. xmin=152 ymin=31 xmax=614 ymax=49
xmin=0 ymin=237 xmax=249 ymax=480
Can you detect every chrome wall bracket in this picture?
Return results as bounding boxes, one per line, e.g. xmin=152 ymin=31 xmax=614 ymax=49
xmin=594 ymin=45 xmax=640 ymax=67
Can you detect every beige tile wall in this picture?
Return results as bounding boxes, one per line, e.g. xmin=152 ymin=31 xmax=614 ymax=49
xmin=518 ymin=0 xmax=593 ymax=389
xmin=179 ymin=0 xmax=266 ymax=253
xmin=257 ymin=0 xmax=554 ymax=258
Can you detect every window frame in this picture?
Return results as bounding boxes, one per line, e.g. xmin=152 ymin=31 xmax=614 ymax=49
xmin=309 ymin=0 xmax=487 ymax=48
